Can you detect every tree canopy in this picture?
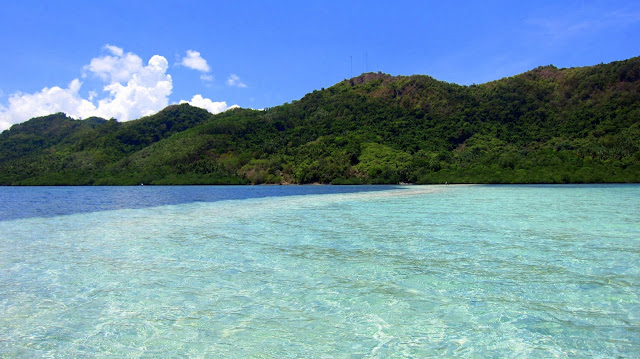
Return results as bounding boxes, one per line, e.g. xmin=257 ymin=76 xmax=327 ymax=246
xmin=1 ymin=57 xmax=639 ymax=185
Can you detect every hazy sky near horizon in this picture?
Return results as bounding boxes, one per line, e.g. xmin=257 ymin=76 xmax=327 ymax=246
xmin=0 ymin=0 xmax=639 ymax=130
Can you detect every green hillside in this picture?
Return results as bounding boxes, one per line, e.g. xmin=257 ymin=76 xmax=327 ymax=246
xmin=1 ymin=57 xmax=639 ymax=185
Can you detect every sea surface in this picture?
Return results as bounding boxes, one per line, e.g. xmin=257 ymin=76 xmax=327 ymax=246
xmin=0 ymin=184 xmax=638 ymax=357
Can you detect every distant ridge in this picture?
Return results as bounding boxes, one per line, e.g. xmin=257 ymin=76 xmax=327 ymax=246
xmin=1 ymin=56 xmax=639 ymax=185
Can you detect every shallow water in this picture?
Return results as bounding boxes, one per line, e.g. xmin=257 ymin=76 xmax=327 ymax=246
xmin=1 ymin=185 xmax=639 ymax=357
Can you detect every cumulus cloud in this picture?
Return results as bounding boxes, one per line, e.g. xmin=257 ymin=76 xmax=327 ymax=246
xmin=0 ymin=45 xmax=240 ymax=131
xmin=92 ymin=54 xmax=172 ymax=121
xmin=85 ymin=45 xmax=144 ymax=83
xmin=180 ymin=94 xmax=239 ymax=114
xmin=226 ymin=73 xmax=247 ymax=88
xmin=0 ymin=46 xmax=173 ymax=130
xmin=0 ymin=79 xmax=96 ymax=129
xmin=181 ymin=50 xmax=211 ymax=72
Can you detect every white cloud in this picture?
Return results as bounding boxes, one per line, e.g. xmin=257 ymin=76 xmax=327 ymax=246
xmin=181 ymin=50 xmax=211 ymax=72
xmin=0 ymin=46 xmax=173 ymax=130
xmin=0 ymin=79 xmax=96 ymax=129
xmin=85 ymin=45 xmax=144 ymax=83
xmin=180 ymin=94 xmax=239 ymax=114
xmin=226 ymin=73 xmax=247 ymax=88
xmin=105 ymin=44 xmax=124 ymax=57
xmin=0 ymin=46 xmax=243 ymax=131
xmin=93 ymin=54 xmax=172 ymax=121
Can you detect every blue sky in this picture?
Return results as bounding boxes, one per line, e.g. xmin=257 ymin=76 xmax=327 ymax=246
xmin=1 ymin=0 xmax=639 ymax=130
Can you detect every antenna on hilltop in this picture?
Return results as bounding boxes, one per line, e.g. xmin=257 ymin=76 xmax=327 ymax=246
xmin=365 ymin=51 xmax=368 ymax=73
xmin=350 ymin=55 xmax=353 ymax=78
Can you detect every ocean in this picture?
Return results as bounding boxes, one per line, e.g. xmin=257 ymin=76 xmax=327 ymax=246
xmin=1 ymin=184 xmax=638 ymax=357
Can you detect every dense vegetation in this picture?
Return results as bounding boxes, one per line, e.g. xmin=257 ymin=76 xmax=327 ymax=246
xmin=1 ymin=57 xmax=639 ymax=185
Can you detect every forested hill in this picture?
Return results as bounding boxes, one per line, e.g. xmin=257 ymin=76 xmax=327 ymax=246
xmin=1 ymin=57 xmax=639 ymax=185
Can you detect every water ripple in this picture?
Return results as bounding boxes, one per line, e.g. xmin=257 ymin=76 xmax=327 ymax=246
xmin=0 ymin=185 xmax=639 ymax=357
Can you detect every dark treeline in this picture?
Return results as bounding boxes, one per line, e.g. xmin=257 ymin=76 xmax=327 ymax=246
xmin=1 ymin=57 xmax=639 ymax=185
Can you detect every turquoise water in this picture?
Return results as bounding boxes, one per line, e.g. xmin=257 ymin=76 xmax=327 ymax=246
xmin=1 ymin=185 xmax=639 ymax=357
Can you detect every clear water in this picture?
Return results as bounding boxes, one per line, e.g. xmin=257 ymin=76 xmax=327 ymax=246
xmin=0 ymin=185 xmax=638 ymax=357
xmin=0 ymin=185 xmax=391 ymax=221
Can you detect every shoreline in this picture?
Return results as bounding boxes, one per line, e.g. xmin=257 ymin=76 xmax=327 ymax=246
xmin=0 ymin=182 xmax=638 ymax=187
